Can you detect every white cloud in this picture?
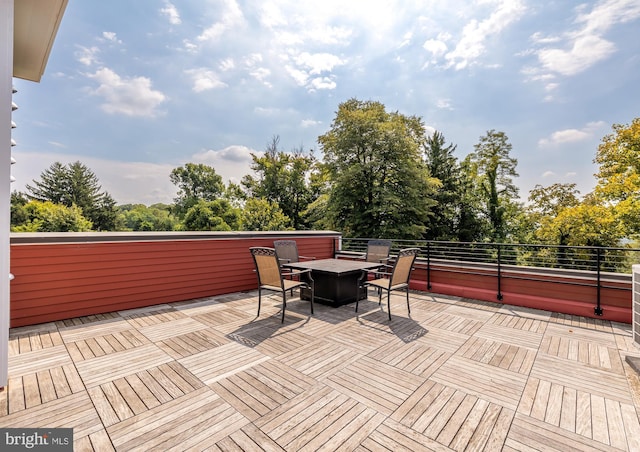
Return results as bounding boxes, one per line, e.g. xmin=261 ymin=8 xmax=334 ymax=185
xmin=436 ymin=98 xmax=453 ymax=110
xmin=527 ymin=0 xmax=640 ymax=86
xmin=185 ymin=68 xmax=227 ymax=92
xmin=444 ymin=0 xmax=527 ymax=70
xmin=75 ymin=46 xmax=100 ymax=66
xmin=197 ymin=0 xmax=245 ymax=42
xmin=87 ymin=68 xmax=167 ymax=117
xmin=219 ymin=58 xmax=235 ymax=71
xmin=12 ymin=152 xmax=177 ymax=205
xmin=301 ymin=119 xmax=321 ymax=128
xmin=101 ymin=32 xmax=122 ymax=44
xmin=423 ymin=39 xmax=448 ymax=58
xmin=542 ymin=171 xmax=555 ymax=178
xmin=161 ymin=1 xmax=182 ymax=25
xmin=192 ymin=145 xmax=258 ymax=183
xmin=538 ymin=121 xmax=606 ymax=147
xmin=537 ymin=35 xmax=616 ymax=76
xmin=308 ymin=77 xmax=337 ymax=91
xmin=294 ymin=52 xmax=346 ymax=75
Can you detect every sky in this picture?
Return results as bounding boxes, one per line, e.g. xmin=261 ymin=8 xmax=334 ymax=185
xmin=11 ymin=0 xmax=640 ymax=206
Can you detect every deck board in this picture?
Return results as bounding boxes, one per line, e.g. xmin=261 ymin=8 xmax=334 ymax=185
xmin=2 ymin=290 xmax=639 ymax=451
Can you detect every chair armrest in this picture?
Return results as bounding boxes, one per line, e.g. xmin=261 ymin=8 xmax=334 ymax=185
xmin=298 ymin=255 xmax=316 ymax=261
xmin=288 ymin=268 xmax=312 ymax=277
xmin=278 ymin=257 xmax=292 ymax=265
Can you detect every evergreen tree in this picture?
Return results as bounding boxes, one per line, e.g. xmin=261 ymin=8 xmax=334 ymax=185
xmin=423 ymin=131 xmax=460 ymax=240
xmin=469 ymin=130 xmax=519 ymax=241
xmin=26 ymin=161 xmax=117 ymax=231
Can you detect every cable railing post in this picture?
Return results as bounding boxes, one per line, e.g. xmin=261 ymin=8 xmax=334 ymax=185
xmin=497 ymin=244 xmax=503 ymax=301
xmin=594 ymin=247 xmax=603 ymax=316
xmin=426 ymin=242 xmax=432 ymax=290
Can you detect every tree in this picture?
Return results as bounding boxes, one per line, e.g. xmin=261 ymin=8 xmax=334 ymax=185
xmin=12 ymin=201 xmax=92 ymax=232
xmin=456 ymin=156 xmax=489 ymax=242
xmin=318 ymin=98 xmax=438 ymax=239
xmin=593 ymin=118 xmax=640 ymax=236
xmin=26 ymin=161 xmax=116 ymax=230
xmin=242 ymin=136 xmax=316 ymax=229
xmin=182 ymin=199 xmax=240 ymax=231
xmin=170 ymin=163 xmax=225 ymax=218
xmin=240 ymin=198 xmax=292 ymax=231
xmin=118 ymin=203 xmax=178 ymax=231
xmin=469 ymin=130 xmax=519 ymax=241
xmin=10 ymin=191 xmax=30 ymax=228
xmin=423 ymin=131 xmax=459 ymax=240
xmin=526 ymin=183 xmax=580 ymax=245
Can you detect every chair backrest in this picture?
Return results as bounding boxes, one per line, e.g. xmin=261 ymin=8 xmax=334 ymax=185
xmin=390 ymin=248 xmax=420 ymax=286
xmin=273 ymin=240 xmax=299 ymax=264
xmin=250 ymin=247 xmax=283 ymax=288
xmin=365 ymin=239 xmax=392 ymax=263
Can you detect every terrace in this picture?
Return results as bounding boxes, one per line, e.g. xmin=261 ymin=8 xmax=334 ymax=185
xmin=1 ymin=232 xmax=640 ymax=451
xmin=1 ymin=288 xmax=640 ymax=451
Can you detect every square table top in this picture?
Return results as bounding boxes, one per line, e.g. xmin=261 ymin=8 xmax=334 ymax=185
xmin=283 ymin=258 xmax=383 ymax=275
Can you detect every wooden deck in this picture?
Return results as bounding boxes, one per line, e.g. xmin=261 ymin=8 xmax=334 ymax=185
xmin=1 ymin=290 xmax=640 ymax=451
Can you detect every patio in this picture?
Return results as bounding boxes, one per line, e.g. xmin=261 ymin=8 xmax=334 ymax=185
xmin=1 ymin=289 xmax=639 ymax=451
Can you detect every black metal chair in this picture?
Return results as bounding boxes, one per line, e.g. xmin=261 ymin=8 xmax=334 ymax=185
xmin=363 ymin=239 xmax=392 ymax=265
xmin=357 ymin=248 xmax=420 ymax=320
xmin=273 ymin=240 xmax=315 ymax=266
xmin=250 ymin=247 xmax=314 ymax=323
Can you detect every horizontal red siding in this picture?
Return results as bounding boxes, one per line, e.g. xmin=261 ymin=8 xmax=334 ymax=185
xmin=11 ymin=233 xmax=633 ymax=327
xmin=10 ymin=233 xmax=337 ymax=327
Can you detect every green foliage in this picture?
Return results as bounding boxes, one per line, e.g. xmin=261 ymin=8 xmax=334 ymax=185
xmin=241 ymin=136 xmax=317 ymax=229
xmin=240 ymin=198 xmax=292 ymax=231
xmin=454 ymin=156 xmax=489 ymax=242
xmin=26 ymin=161 xmax=116 ymax=230
xmin=118 ymin=204 xmax=178 ymax=231
xmin=318 ymin=98 xmax=438 ymax=239
xmin=469 ymin=130 xmax=519 ymax=242
xmin=223 ymin=182 xmax=247 ymax=209
xmin=12 ymin=201 xmax=93 ymax=232
xmin=170 ymin=163 xmax=225 ymax=218
xmin=593 ymin=118 xmax=640 ymax=236
xmin=423 ymin=131 xmax=459 ymax=240
xmin=10 ymin=191 xmax=30 ymax=228
xmin=182 ymin=199 xmax=240 ymax=231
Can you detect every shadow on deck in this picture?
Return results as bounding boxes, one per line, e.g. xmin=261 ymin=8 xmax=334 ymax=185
xmin=2 ymin=290 xmax=640 ymax=451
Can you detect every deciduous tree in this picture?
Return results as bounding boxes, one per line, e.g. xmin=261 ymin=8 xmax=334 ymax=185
xmin=593 ymin=118 xmax=640 ymax=236
xmin=170 ymin=163 xmax=225 ymax=218
xmin=318 ymin=98 xmax=438 ymax=239
xmin=240 ymin=198 xmax=292 ymax=231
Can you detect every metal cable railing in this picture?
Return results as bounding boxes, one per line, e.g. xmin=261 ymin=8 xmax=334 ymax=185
xmin=338 ymin=238 xmax=640 ymax=316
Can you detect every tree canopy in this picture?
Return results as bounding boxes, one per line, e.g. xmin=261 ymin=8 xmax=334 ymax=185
xmin=25 ymin=161 xmax=117 ymax=230
xmin=318 ymin=98 xmax=438 ymax=239
xmin=170 ymin=163 xmax=225 ymax=218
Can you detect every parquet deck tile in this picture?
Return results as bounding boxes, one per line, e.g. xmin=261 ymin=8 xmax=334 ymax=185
xmin=2 ymin=291 xmax=639 ymax=451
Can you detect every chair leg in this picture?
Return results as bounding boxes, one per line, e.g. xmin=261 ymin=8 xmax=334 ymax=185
xmin=257 ymin=288 xmax=262 ymax=316
xmin=309 ymin=283 xmax=314 ymax=315
xmin=281 ymin=292 xmax=287 ymax=323
xmin=406 ymin=287 xmax=411 ymax=314
xmin=387 ymin=290 xmax=392 ymax=321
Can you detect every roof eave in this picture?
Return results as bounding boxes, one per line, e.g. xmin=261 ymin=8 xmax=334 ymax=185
xmin=13 ymin=0 xmax=68 ymax=83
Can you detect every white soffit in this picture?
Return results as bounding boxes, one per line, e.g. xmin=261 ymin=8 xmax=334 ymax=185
xmin=13 ymin=0 xmax=68 ymax=82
